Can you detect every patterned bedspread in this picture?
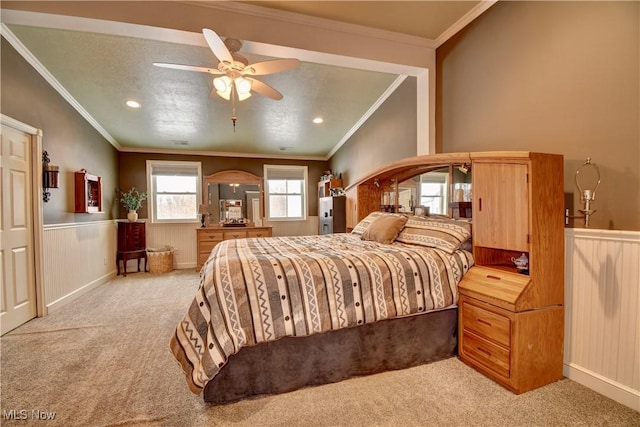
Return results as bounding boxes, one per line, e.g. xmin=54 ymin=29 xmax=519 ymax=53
xmin=171 ymin=233 xmax=473 ymax=394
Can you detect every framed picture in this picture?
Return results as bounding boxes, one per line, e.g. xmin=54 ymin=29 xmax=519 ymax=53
xmin=228 ymin=206 xmax=242 ymax=220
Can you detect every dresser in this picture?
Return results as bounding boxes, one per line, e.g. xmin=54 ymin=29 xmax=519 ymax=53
xmin=196 ymin=225 xmax=272 ymax=271
xmin=117 ymin=221 xmax=147 ymax=276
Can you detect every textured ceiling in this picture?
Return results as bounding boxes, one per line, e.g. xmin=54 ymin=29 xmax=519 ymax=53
xmin=2 ymin=1 xmax=487 ymax=159
xmin=8 ymin=23 xmax=397 ymax=157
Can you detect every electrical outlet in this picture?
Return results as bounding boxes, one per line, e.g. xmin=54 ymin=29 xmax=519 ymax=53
xmin=103 ymin=256 xmax=107 ymax=265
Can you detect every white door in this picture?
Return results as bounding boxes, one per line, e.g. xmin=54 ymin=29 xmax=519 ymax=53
xmin=1 ymin=124 xmax=37 ymax=335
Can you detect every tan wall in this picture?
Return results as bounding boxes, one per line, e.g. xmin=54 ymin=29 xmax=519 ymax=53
xmin=1 ymin=37 xmax=119 ymax=225
xmin=437 ymin=1 xmax=639 ymax=231
xmin=329 ymin=77 xmax=418 ymax=187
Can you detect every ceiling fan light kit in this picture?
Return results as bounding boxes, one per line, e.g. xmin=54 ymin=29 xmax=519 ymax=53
xmin=153 ymin=28 xmax=300 ymax=129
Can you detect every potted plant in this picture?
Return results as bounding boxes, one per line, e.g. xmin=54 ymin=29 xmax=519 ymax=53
xmin=120 ymin=187 xmax=147 ymax=222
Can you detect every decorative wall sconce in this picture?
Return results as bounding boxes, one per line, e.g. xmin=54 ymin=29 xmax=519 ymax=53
xmin=42 ymin=151 xmax=59 ymax=202
xmin=565 ymin=157 xmax=601 ymax=227
xmin=229 ymin=183 xmax=240 ymax=193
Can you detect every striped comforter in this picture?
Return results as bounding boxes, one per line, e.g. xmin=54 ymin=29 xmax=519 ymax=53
xmin=171 ymin=233 xmax=473 ymax=394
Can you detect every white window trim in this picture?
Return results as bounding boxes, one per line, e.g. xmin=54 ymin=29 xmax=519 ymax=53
xmin=146 ymin=160 xmax=202 ymax=224
xmin=263 ymin=164 xmax=308 ymax=222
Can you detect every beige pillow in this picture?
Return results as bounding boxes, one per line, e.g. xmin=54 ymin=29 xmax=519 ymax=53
xmin=361 ymin=214 xmax=408 ymax=244
xmin=395 ymin=215 xmax=472 ymax=254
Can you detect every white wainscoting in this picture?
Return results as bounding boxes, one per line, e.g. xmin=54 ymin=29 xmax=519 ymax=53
xmin=43 ymin=221 xmax=117 ymax=312
xmin=145 ymin=222 xmax=198 ymax=270
xmin=564 ymin=228 xmax=640 ymax=411
xmin=264 ymin=216 xmax=319 ymax=237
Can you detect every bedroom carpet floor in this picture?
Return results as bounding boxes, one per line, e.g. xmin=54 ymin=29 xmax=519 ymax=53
xmin=1 ymin=269 xmax=638 ymax=427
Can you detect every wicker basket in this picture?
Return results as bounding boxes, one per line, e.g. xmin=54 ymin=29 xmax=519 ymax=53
xmin=147 ymin=248 xmax=174 ymax=274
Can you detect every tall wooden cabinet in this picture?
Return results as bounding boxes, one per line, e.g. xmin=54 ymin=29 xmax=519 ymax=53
xmin=117 ymin=221 xmax=147 ymax=276
xmin=458 ymin=152 xmax=564 ymax=394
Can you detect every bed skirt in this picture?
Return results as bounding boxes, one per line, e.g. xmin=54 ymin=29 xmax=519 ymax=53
xmin=203 ymin=306 xmax=458 ymax=404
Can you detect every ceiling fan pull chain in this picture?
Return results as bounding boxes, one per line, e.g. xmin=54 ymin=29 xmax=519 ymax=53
xmin=231 ymin=91 xmax=237 ymax=132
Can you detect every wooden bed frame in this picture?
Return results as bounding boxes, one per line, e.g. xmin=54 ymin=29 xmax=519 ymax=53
xmin=204 ymin=307 xmax=457 ymax=404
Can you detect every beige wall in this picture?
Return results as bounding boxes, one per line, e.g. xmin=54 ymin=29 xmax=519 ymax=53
xmin=1 ymin=37 xmax=119 ymax=225
xmin=437 ymin=1 xmax=639 ymax=231
xmin=329 ymin=77 xmax=418 ymax=187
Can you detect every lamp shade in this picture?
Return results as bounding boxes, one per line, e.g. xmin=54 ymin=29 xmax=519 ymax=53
xmin=213 ymin=76 xmax=231 ymax=92
xmin=235 ymin=77 xmax=252 ymax=94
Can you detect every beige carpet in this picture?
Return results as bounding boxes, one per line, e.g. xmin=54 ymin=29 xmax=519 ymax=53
xmin=1 ymin=270 xmax=638 ymax=427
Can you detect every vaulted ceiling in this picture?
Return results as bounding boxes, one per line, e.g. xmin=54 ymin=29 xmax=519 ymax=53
xmin=1 ymin=1 xmax=494 ymax=159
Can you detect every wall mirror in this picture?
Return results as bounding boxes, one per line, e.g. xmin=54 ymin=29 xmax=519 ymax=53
xmin=204 ymin=170 xmax=263 ymax=226
xmin=378 ymin=163 xmax=472 ymax=218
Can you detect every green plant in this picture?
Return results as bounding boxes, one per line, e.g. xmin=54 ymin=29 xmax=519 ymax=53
xmin=120 ymin=187 xmax=147 ymax=211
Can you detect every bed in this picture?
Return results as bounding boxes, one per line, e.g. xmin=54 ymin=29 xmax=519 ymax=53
xmin=171 ymin=212 xmax=473 ymax=403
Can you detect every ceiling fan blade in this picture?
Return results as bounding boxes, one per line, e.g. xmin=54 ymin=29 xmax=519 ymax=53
xmin=244 ymin=59 xmax=301 ymax=76
xmin=202 ymin=29 xmax=233 ymax=64
xmin=247 ymin=78 xmax=283 ymax=100
xmin=153 ymin=62 xmax=223 ymax=75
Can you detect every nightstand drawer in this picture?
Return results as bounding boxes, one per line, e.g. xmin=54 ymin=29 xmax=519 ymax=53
xmin=223 ymin=230 xmax=247 ymax=240
xmin=462 ymin=330 xmax=510 ymax=379
xmin=462 ymin=302 xmax=511 ymax=347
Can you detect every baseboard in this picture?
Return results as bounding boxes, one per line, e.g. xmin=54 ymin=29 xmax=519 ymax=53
xmin=46 ymin=270 xmax=117 ymax=313
xmin=176 ymin=262 xmax=197 ymax=270
xmin=564 ymin=363 xmax=640 ymax=411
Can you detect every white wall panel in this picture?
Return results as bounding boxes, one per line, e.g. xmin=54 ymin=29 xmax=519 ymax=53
xmin=265 ymin=216 xmax=319 ymax=237
xmin=145 ymin=222 xmax=197 ymax=270
xmin=564 ymin=228 xmax=640 ymax=411
xmin=43 ymin=221 xmax=117 ymax=311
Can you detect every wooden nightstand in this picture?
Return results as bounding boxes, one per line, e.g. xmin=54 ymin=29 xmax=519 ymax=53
xmin=458 ymin=152 xmax=565 ymax=394
xmin=458 ymin=267 xmax=564 ymax=394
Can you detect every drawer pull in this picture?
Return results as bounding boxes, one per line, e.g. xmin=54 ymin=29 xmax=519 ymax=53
xmin=486 ymin=275 xmax=501 ymax=280
xmin=476 ymin=347 xmax=492 ymax=357
xmin=477 ymin=318 xmax=492 ymax=327
xmin=232 ymin=234 xmax=239 ymax=238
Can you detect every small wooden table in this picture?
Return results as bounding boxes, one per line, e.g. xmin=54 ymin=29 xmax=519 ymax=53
xmin=116 ymin=250 xmax=147 ymax=276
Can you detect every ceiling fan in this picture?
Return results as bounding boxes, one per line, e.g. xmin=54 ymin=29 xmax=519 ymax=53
xmin=153 ymin=29 xmax=300 ymax=102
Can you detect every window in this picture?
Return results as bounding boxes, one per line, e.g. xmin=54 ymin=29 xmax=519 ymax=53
xmin=419 ymin=171 xmax=449 ymax=215
xmin=264 ymin=165 xmax=307 ymax=221
xmin=146 ymin=160 xmax=202 ymax=223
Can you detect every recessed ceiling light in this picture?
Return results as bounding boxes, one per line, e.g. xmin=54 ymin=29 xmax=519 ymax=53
xmin=126 ymin=100 xmax=141 ymax=108
xmin=312 ymin=117 xmax=323 ymax=124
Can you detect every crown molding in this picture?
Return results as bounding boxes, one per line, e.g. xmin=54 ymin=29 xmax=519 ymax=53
xmin=0 ymin=23 xmax=121 ymax=150
xmin=327 ymin=75 xmax=408 ymax=159
xmin=119 ymin=146 xmax=328 ymax=162
xmin=435 ymin=0 xmax=498 ymax=47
